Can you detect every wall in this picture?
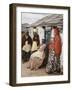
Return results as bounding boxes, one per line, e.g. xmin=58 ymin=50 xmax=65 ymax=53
xmin=0 ymin=0 xmax=72 ymax=90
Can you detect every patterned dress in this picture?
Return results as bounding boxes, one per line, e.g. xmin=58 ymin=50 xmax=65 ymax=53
xmin=46 ymin=28 xmax=62 ymax=74
xmin=46 ymin=48 xmax=56 ymax=73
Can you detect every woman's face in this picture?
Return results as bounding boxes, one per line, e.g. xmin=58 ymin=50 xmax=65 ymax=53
xmin=50 ymin=29 xmax=55 ymax=41
xmin=51 ymin=29 xmax=55 ymax=38
xmin=25 ymin=34 xmax=28 ymax=39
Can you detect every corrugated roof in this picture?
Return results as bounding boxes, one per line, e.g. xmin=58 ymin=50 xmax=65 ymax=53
xmin=31 ymin=14 xmax=63 ymax=27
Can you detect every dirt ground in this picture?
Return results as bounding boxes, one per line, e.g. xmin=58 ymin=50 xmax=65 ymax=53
xmin=21 ymin=61 xmax=48 ymax=77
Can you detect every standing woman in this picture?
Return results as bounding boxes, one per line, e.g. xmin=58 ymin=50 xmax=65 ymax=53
xmin=22 ymin=31 xmax=32 ymax=63
xmin=31 ymin=27 xmax=40 ymax=53
xmin=46 ymin=26 xmax=62 ymax=74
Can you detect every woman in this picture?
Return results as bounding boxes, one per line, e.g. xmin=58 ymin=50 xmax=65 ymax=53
xmin=31 ymin=29 xmax=40 ymax=53
xmin=27 ymin=44 xmax=46 ymax=70
xmin=22 ymin=31 xmax=32 ymax=63
xmin=46 ymin=26 xmax=62 ymax=74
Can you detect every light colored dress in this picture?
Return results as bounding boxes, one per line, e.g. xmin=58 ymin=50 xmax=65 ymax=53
xmin=22 ymin=41 xmax=31 ymax=52
xmin=31 ymin=41 xmax=39 ymax=52
xmin=28 ymin=44 xmax=46 ymax=70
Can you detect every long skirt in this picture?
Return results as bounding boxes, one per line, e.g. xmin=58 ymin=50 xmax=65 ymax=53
xmin=22 ymin=50 xmax=31 ymax=63
xmin=27 ymin=57 xmax=44 ymax=70
xmin=46 ymin=49 xmax=61 ymax=74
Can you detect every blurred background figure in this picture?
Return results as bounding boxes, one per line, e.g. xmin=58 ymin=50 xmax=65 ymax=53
xmin=22 ymin=31 xmax=32 ymax=63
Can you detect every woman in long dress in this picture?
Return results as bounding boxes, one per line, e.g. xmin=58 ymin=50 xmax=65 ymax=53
xmin=46 ymin=26 xmax=62 ymax=74
xmin=27 ymin=44 xmax=46 ymax=70
xmin=22 ymin=31 xmax=32 ymax=63
xmin=31 ymin=28 xmax=40 ymax=53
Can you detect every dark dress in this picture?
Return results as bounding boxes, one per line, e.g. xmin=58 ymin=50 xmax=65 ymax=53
xmin=22 ymin=35 xmax=32 ymax=63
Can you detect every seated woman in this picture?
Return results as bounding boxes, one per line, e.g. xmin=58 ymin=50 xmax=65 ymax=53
xmin=27 ymin=44 xmax=46 ymax=70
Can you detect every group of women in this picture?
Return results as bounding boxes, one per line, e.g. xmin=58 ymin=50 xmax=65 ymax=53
xmin=22 ymin=26 xmax=62 ymax=74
